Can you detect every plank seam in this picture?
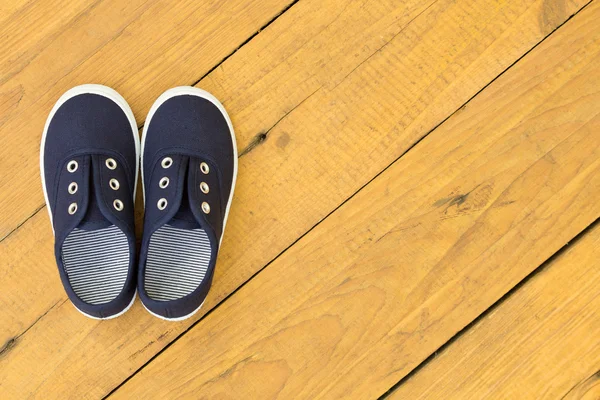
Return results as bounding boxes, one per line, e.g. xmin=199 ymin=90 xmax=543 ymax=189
xmin=378 ymin=218 xmax=599 ymax=399
xmin=2 ymin=79 xmax=314 ymax=246
xmin=0 ymin=203 xmax=45 ymax=244
xmin=0 ymin=0 xmax=303 ymax=244
xmin=104 ymin=0 xmax=596 ymax=396
xmin=239 ymin=86 xmax=321 ymax=157
xmin=560 ymin=367 xmax=600 ymax=399
xmin=330 ymin=0 xmax=439 ymax=92
xmin=374 ymin=2 xmax=597 ymax=397
xmin=188 ymin=0 xmax=302 ymax=90
xmin=0 ymin=298 xmax=67 ymax=359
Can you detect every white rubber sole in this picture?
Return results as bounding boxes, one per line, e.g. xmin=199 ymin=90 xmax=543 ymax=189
xmin=75 ymin=290 xmax=137 ymax=320
xmin=40 ymin=84 xmax=140 ymax=233
xmin=140 ymin=86 xmax=238 ymax=321
xmin=142 ymin=299 xmax=205 ymax=322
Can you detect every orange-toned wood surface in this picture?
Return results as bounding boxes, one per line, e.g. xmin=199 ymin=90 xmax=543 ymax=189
xmin=0 ymin=0 xmax=597 ymax=398
xmin=389 ymin=221 xmax=600 ymax=399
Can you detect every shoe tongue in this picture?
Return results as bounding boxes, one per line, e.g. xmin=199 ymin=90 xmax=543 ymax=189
xmin=77 ymin=157 xmax=112 ymax=231
xmin=165 ymin=157 xmax=214 ymax=232
xmin=167 ymin=160 xmax=202 ymax=230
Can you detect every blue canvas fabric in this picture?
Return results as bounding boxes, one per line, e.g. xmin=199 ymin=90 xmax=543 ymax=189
xmin=41 ymin=85 xmax=139 ymax=319
xmin=139 ymin=87 xmax=237 ymax=320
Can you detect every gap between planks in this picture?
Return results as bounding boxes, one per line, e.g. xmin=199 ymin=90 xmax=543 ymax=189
xmin=2 ymin=0 xmax=594 ymax=397
xmin=379 ymin=217 xmax=600 ymax=399
xmin=0 ymin=0 xmax=302 ymax=244
xmin=103 ymin=0 xmax=596 ymax=396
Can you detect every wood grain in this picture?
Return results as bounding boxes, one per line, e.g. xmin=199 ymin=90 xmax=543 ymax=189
xmin=389 ymin=221 xmax=600 ymax=399
xmin=112 ymin=3 xmax=600 ymax=397
xmin=0 ymin=0 xmax=295 ymax=239
xmin=0 ymin=0 xmax=587 ymax=239
xmin=0 ymin=0 xmax=96 ymax=83
xmin=0 ymin=0 xmax=592 ymax=398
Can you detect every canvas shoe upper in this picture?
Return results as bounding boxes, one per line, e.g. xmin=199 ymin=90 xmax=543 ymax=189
xmin=139 ymin=87 xmax=237 ymax=321
xmin=40 ymin=84 xmax=139 ymax=319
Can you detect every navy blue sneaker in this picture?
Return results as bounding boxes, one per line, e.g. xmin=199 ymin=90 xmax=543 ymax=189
xmin=139 ymin=87 xmax=237 ymax=321
xmin=40 ymin=84 xmax=139 ymax=319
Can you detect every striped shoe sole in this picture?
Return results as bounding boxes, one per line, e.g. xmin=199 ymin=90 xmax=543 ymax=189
xmin=144 ymin=224 xmax=212 ymax=301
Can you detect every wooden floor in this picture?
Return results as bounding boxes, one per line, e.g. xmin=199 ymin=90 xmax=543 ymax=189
xmin=1 ymin=0 xmax=599 ymax=398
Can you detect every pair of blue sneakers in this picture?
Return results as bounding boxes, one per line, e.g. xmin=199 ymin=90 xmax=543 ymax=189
xmin=40 ymin=85 xmax=237 ymax=321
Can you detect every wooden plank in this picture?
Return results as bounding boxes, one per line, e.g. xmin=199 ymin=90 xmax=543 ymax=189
xmin=0 ymin=0 xmax=31 ymax=25
xmin=389 ymin=222 xmax=600 ymax=399
xmin=111 ymin=3 xmax=600 ymax=398
xmin=0 ymin=0 xmax=295 ymax=239
xmin=0 ymin=0 xmax=591 ymax=398
xmin=0 ymin=0 xmax=587 ymax=239
xmin=0 ymin=0 xmax=95 ymax=83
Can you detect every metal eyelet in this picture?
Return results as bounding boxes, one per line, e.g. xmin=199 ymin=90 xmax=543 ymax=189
xmin=201 ymin=202 xmax=210 ymax=214
xmin=68 ymin=203 xmax=78 ymax=215
xmin=200 ymin=162 xmax=210 ymax=174
xmin=105 ymin=158 xmax=117 ymax=170
xmin=113 ymin=199 xmax=124 ymax=211
xmin=161 ymin=157 xmax=173 ymax=168
xmin=109 ymin=179 xmax=120 ymax=190
xmin=157 ymin=198 xmax=168 ymax=210
xmin=200 ymin=182 xmax=209 ymax=194
xmin=67 ymin=160 xmax=78 ymax=173
xmin=159 ymin=177 xmax=169 ymax=189
xmin=68 ymin=182 xmax=78 ymax=194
